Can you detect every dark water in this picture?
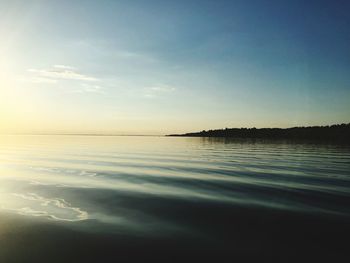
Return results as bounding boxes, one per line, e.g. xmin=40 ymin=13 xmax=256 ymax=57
xmin=0 ymin=136 xmax=349 ymax=262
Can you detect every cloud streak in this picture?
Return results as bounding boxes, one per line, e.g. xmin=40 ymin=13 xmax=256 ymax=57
xmin=25 ymin=65 xmax=106 ymax=94
xmin=28 ymin=65 xmax=98 ymax=82
xmin=69 ymin=84 xmax=105 ymax=94
xmin=144 ymin=84 xmax=176 ymax=98
xmin=53 ymin=64 xmax=76 ymax=70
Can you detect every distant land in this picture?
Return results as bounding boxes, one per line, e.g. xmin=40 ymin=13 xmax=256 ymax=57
xmin=168 ymin=123 xmax=350 ymax=142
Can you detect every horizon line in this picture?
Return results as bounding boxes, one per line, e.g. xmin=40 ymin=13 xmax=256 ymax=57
xmin=1 ymin=122 xmax=349 ymax=137
xmin=0 ymin=133 xmax=165 ymax=137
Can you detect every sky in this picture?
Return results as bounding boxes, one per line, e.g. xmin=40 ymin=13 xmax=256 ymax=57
xmin=0 ymin=0 xmax=349 ymax=134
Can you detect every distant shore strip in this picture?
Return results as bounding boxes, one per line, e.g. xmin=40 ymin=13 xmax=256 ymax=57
xmin=168 ymin=123 xmax=350 ymax=142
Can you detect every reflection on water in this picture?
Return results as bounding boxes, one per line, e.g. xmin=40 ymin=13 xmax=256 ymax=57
xmin=0 ymin=135 xmax=349 ymax=261
xmin=1 ymin=136 xmax=349 ymax=222
xmin=0 ymin=191 xmax=88 ymax=221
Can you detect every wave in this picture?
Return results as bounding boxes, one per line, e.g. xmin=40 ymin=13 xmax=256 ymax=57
xmin=0 ymin=136 xmax=349 ymax=226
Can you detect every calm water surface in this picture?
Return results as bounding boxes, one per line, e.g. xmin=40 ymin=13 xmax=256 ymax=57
xmin=0 ymin=135 xmax=349 ymax=262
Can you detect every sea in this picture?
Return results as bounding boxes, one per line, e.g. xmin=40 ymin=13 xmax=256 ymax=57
xmin=0 ymin=135 xmax=349 ymax=262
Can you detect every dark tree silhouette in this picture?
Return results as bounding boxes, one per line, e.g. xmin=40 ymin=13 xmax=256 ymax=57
xmin=168 ymin=123 xmax=350 ymax=142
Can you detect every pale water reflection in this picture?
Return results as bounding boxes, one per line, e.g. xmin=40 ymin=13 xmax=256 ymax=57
xmin=0 ymin=135 xmax=349 ymax=262
xmin=1 ymin=135 xmax=349 ymax=221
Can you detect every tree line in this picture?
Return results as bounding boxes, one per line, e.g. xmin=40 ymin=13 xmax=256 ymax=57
xmin=168 ymin=123 xmax=350 ymax=142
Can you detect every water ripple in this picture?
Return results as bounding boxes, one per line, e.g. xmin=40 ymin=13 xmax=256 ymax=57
xmin=0 ymin=136 xmax=349 ymax=225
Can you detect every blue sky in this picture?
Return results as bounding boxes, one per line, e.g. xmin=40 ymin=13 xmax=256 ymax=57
xmin=0 ymin=0 xmax=349 ymax=134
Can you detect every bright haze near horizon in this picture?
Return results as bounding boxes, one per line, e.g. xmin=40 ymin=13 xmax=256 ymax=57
xmin=0 ymin=0 xmax=349 ymax=135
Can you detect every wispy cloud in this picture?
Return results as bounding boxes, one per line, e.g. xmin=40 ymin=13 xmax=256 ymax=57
xmin=30 ymin=77 xmax=58 ymax=84
xmin=28 ymin=65 xmax=98 ymax=82
xmin=149 ymin=86 xmax=176 ymax=92
xmin=144 ymin=84 xmax=176 ymax=98
xmin=69 ymin=84 xmax=105 ymax=94
xmin=53 ymin=64 xmax=76 ymax=70
xmin=25 ymin=65 xmax=105 ymax=94
xmin=114 ymin=51 xmax=157 ymax=63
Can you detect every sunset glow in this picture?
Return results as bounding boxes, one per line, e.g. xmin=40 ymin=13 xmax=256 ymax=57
xmin=1 ymin=1 xmax=349 ymax=135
